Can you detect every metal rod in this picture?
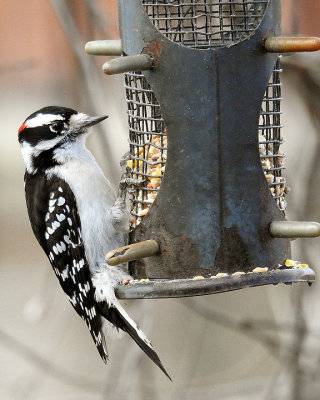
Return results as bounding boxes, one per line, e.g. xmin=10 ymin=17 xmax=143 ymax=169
xmin=102 ymin=54 xmax=153 ymax=75
xmin=270 ymin=221 xmax=320 ymax=238
xmin=106 ymin=240 xmax=160 ymax=266
xmin=85 ymin=40 xmax=122 ymax=56
xmin=264 ymin=37 xmax=320 ymax=53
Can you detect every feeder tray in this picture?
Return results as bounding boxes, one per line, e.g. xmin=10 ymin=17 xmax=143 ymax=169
xmin=116 ymin=265 xmax=315 ymax=299
xmin=86 ymin=0 xmax=319 ymax=298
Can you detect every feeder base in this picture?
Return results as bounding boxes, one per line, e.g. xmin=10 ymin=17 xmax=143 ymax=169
xmin=116 ymin=266 xmax=315 ymax=299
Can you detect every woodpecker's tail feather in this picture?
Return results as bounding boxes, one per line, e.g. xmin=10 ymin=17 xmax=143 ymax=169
xmin=98 ymin=301 xmax=171 ymax=380
xmin=84 ymin=316 xmax=109 ymax=364
xmin=92 ymin=329 xmax=109 ymax=364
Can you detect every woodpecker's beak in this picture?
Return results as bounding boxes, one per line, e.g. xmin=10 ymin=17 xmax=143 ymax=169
xmin=81 ymin=115 xmax=108 ymax=128
xmin=69 ymin=113 xmax=109 ymax=136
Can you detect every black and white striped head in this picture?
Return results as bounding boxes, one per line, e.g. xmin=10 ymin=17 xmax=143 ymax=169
xmin=18 ymin=106 xmax=107 ymax=173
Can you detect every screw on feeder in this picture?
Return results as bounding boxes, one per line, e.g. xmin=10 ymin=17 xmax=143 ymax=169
xmin=85 ymin=40 xmax=123 ymax=56
xmin=264 ymin=36 xmax=320 ymax=53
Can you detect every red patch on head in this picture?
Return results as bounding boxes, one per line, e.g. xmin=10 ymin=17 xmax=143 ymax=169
xmin=18 ymin=122 xmax=27 ymax=134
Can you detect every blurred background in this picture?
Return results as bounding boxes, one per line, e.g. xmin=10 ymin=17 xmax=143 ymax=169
xmin=1 ymin=1 xmax=320 ymax=399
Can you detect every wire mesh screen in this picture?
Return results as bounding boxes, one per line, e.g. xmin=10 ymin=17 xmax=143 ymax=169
xmin=125 ymin=72 xmax=166 ymax=228
xmin=125 ymin=59 xmax=287 ymax=229
xmin=259 ymin=58 xmax=287 ymax=211
xmin=141 ymin=0 xmax=269 ymax=48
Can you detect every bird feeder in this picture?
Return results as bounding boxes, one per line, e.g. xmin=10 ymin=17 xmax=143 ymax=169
xmin=86 ymin=0 xmax=320 ymax=299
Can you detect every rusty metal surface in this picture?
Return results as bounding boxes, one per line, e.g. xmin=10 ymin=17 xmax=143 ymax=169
xmin=116 ymin=267 xmax=315 ymax=299
xmin=117 ymin=0 xmax=291 ymax=280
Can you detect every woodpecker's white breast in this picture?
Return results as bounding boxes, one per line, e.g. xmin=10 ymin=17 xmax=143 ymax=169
xmin=48 ymin=139 xmax=126 ymax=273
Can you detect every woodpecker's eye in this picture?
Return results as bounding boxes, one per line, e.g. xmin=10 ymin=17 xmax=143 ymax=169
xmin=50 ymin=121 xmax=66 ymax=133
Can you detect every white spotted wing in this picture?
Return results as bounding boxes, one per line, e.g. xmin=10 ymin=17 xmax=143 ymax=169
xmin=24 ymin=173 xmax=108 ymax=362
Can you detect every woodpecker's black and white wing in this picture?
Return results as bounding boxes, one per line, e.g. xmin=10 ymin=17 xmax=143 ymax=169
xmin=24 ymin=171 xmax=108 ymax=362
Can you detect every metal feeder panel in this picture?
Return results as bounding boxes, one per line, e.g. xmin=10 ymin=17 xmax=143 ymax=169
xmin=118 ymin=0 xmax=289 ymax=279
xmin=85 ymin=1 xmax=319 ymax=297
xmin=126 ymin=60 xmax=287 ymax=228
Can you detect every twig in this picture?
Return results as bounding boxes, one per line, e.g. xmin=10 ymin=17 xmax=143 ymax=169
xmin=0 ymin=326 xmax=103 ymax=392
xmin=48 ymin=0 xmax=119 ymax=180
xmin=84 ymin=0 xmax=109 ymax=37
xmin=180 ymin=298 xmax=282 ymax=357
xmin=282 ymin=54 xmax=320 ymax=399
xmin=102 ymin=301 xmax=153 ymax=399
xmin=290 ymin=285 xmax=307 ymax=400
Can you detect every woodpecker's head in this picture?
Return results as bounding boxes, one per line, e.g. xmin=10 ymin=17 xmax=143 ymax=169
xmin=18 ymin=106 xmax=108 ymax=173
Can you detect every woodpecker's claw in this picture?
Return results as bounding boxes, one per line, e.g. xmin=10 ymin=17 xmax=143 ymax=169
xmin=118 ymin=171 xmax=145 ymax=200
xmin=119 ymin=177 xmax=145 ymax=192
xmin=118 ymin=151 xmax=145 ymax=199
xmin=120 ymin=151 xmax=131 ymax=169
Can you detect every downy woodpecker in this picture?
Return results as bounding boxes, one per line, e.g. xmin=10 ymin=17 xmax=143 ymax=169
xmin=18 ymin=106 xmax=169 ymax=378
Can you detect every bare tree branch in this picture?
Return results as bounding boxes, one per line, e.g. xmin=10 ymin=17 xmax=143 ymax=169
xmin=0 ymin=326 xmax=103 ymax=392
xmin=48 ymin=0 xmax=119 ymax=179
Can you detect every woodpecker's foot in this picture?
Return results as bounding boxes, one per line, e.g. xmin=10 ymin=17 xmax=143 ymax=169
xmin=119 ymin=177 xmax=145 ymax=191
xmin=120 ymin=151 xmax=131 ymax=169
xmin=118 ymin=152 xmax=146 ymax=200
xmin=117 ymin=177 xmax=145 ymax=201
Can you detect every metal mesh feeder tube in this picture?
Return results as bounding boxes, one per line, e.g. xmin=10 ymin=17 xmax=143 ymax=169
xmin=86 ymin=0 xmax=319 ymax=298
xmin=121 ymin=0 xmax=291 ymax=279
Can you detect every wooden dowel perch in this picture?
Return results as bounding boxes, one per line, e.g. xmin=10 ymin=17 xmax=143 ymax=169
xmin=106 ymin=240 xmax=160 ymax=266
xmin=264 ymin=36 xmax=320 ymax=53
xmin=85 ymin=40 xmax=123 ymax=56
xmin=270 ymin=221 xmax=320 ymax=238
xmin=103 ymin=54 xmax=153 ymax=75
